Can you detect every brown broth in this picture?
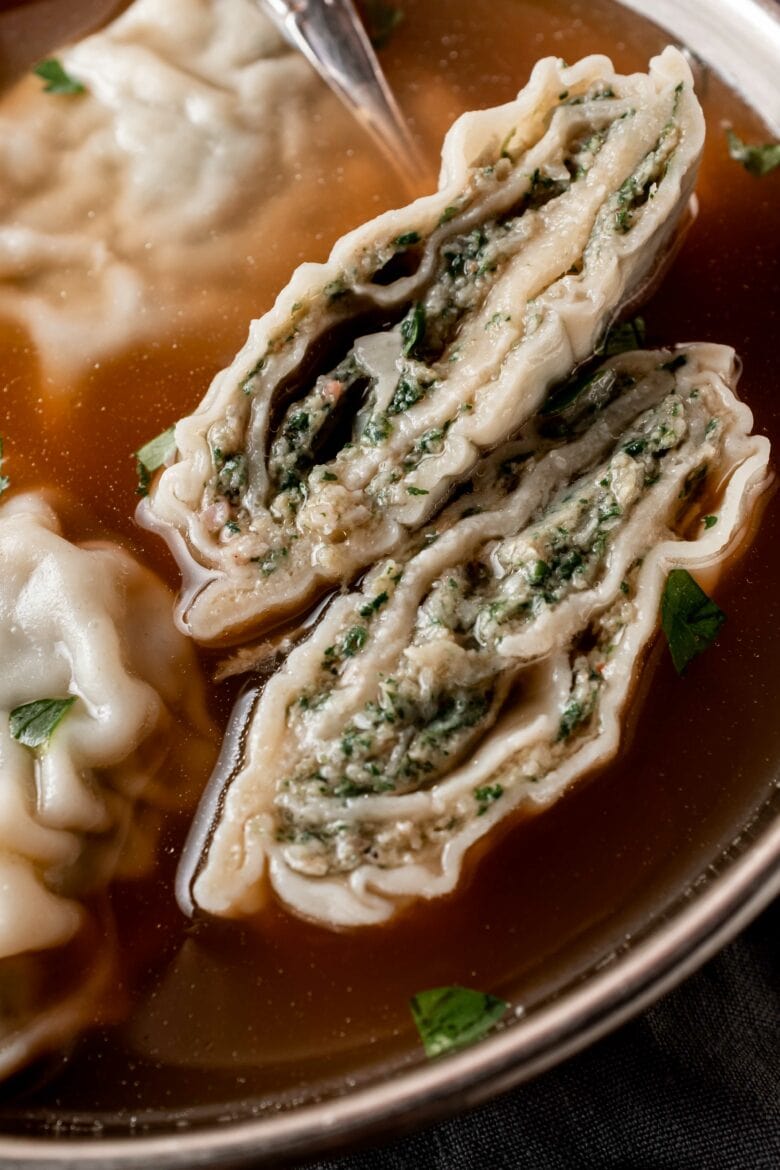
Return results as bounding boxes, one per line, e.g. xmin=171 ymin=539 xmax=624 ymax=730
xmin=1 ymin=0 xmax=779 ymax=1131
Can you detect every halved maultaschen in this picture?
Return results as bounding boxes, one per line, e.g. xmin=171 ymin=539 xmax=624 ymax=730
xmin=183 ymin=345 xmax=770 ymax=926
xmin=144 ymin=48 xmax=705 ymax=643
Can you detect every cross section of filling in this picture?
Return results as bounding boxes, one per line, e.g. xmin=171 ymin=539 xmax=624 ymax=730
xmin=187 ymin=345 xmax=770 ymax=926
xmin=145 ymin=48 xmax=705 ymax=643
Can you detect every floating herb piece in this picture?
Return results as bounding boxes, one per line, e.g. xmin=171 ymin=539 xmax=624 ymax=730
xmin=388 ymin=375 xmax=424 ymax=416
xmin=400 ymin=303 xmax=426 ymax=357
xmin=394 ymin=231 xmax=420 ymax=247
xmin=34 ymin=58 xmax=85 ymax=95
xmin=410 ymin=986 xmax=509 ymax=1057
xmin=362 ymin=1 xmax=404 ymax=49
xmin=726 ymin=130 xmax=780 ymax=177
xmin=0 ymin=436 xmax=8 ymax=496
xmin=135 ymin=426 xmax=176 ymax=497
xmin=661 ymin=568 xmax=725 ymax=674
xmin=359 ymin=591 xmax=389 ymax=618
xmin=703 ymin=514 xmax=718 ymax=529
xmin=407 ymin=485 xmax=429 ymax=496
xmin=9 ymin=697 xmax=76 ymax=750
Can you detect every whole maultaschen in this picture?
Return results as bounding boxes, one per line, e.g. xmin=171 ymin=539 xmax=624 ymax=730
xmin=144 ymin=47 xmax=706 ymax=644
xmin=143 ymin=49 xmax=770 ymax=930
xmin=0 ymin=494 xmax=215 ymax=1077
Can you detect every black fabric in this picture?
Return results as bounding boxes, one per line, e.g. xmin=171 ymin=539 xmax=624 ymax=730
xmin=309 ymin=898 xmax=779 ymax=1170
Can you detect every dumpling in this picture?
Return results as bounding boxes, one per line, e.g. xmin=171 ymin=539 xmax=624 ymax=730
xmin=0 ymin=494 xmax=215 ymax=1078
xmin=184 ymin=344 xmax=770 ymax=927
xmin=144 ymin=47 xmax=705 ymax=643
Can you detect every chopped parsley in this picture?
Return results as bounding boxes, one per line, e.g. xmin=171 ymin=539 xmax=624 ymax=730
xmin=661 ymin=569 xmax=725 ymax=674
xmin=362 ymin=1 xmax=404 ymax=49
xmin=474 ymin=784 xmax=504 ymax=815
xmin=400 ymin=303 xmax=426 ymax=357
xmin=407 ymin=485 xmax=429 ymax=496
xmin=410 ymin=986 xmax=509 ymax=1057
xmin=362 ymin=413 xmax=392 ymax=445
xmin=323 ymin=625 xmax=369 ymax=672
xmin=557 ymin=698 xmax=585 ymax=741
xmin=33 ymin=58 xmax=85 ymax=95
xmin=394 ymin=230 xmax=420 ymax=247
xmin=726 ymin=130 xmax=780 ymax=177
xmin=135 ymin=426 xmax=176 ymax=497
xmin=253 ymin=547 xmax=288 ymax=575
xmin=703 ymin=515 xmax=718 ymax=529
xmin=9 ymin=697 xmax=76 ymax=750
xmin=388 ymin=375 xmax=425 ymax=416
xmin=438 ymin=204 xmax=460 ymax=225
xmin=359 ymin=591 xmax=389 ymax=618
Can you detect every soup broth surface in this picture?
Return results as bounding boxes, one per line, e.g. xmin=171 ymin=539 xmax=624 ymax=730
xmin=0 ymin=0 xmax=778 ymax=1130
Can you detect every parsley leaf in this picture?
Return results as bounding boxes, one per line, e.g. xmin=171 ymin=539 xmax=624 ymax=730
xmin=400 ymin=302 xmax=426 ymax=357
xmin=9 ymin=697 xmax=76 ymax=749
xmin=362 ymin=1 xmax=404 ymax=49
xmin=410 ymin=986 xmax=509 ymax=1057
xmin=0 ymin=436 xmax=9 ymax=497
xmin=34 ymin=58 xmax=85 ymax=95
xmin=661 ymin=569 xmax=725 ymax=674
xmin=135 ymin=426 xmax=176 ymax=497
xmin=726 ymin=130 xmax=780 ymax=177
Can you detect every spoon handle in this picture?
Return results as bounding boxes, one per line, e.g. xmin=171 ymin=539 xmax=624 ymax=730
xmin=258 ymin=0 xmax=427 ymax=187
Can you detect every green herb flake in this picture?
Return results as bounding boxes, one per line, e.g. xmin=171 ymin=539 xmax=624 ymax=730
xmin=703 ymin=514 xmax=718 ymax=529
xmin=9 ymin=697 xmax=76 ymax=750
xmin=135 ymin=426 xmax=176 ymax=497
xmin=410 ymin=986 xmax=509 ymax=1058
xmin=499 ymin=127 xmax=517 ymax=159
xmin=661 ymin=568 xmax=725 ymax=674
xmin=394 ymin=230 xmax=420 ymax=248
xmin=407 ymin=485 xmax=429 ymax=496
xmin=359 ymin=591 xmax=389 ymax=618
xmin=254 ymin=547 xmax=289 ymax=576
xmin=0 ymin=436 xmax=9 ymax=496
xmin=388 ymin=376 xmax=424 ymax=416
xmin=362 ymin=413 xmax=392 ymax=445
xmin=439 ymin=204 xmax=460 ymax=225
xmin=474 ymin=784 xmax=504 ymax=815
xmin=342 ymin=626 xmax=368 ymax=657
xmin=726 ymin=129 xmax=780 ymax=177
xmin=363 ymin=1 xmax=404 ymax=49
xmin=400 ymin=303 xmax=426 ymax=357
xmin=557 ymin=699 xmax=584 ymax=741
xmin=34 ymin=58 xmax=85 ymax=95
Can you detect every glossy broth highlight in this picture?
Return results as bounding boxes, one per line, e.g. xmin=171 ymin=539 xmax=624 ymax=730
xmin=0 ymin=0 xmax=779 ymax=1127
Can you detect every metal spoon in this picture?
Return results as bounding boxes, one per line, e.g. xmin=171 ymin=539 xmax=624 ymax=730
xmin=257 ymin=0 xmax=427 ymax=189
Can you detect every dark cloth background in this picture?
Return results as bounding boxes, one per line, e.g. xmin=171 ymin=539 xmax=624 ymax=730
xmin=307 ymin=898 xmax=779 ymax=1170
